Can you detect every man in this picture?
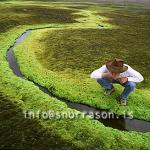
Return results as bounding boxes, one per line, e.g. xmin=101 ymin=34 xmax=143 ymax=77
xmin=90 ymin=58 xmax=144 ymax=106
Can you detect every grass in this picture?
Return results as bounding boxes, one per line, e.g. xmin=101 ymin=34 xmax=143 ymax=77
xmin=0 ymin=1 xmax=150 ymax=149
xmin=0 ymin=2 xmax=82 ymax=33
xmin=1 ymin=28 xmax=149 ymax=150
xmin=14 ymin=4 xmax=150 ymax=121
xmin=36 ymin=7 xmax=150 ymax=88
xmin=0 ymin=93 xmax=77 ymax=149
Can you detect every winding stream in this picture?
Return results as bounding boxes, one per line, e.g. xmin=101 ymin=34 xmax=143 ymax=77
xmin=7 ymin=28 xmax=150 ymax=132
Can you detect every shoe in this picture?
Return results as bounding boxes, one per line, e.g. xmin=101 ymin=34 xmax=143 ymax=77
xmin=104 ymin=87 xmax=115 ymax=96
xmin=120 ymin=100 xmax=127 ymax=106
xmin=117 ymin=96 xmax=127 ymax=106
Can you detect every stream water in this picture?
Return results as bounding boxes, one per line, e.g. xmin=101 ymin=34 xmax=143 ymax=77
xmin=7 ymin=29 xmax=150 ymax=132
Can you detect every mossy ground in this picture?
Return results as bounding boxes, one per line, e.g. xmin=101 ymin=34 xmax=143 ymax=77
xmin=0 ymin=2 xmax=83 ymax=33
xmin=0 ymin=93 xmax=78 ymax=149
xmin=0 ymin=1 xmax=150 ymax=149
xmin=36 ymin=6 xmax=150 ymax=88
xmin=14 ymin=3 xmax=150 ymax=121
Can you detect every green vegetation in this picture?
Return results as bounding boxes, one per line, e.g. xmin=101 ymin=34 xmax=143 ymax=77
xmin=0 ymin=2 xmax=82 ymax=33
xmin=35 ymin=5 xmax=150 ymax=88
xmin=0 ymin=1 xmax=150 ymax=149
xmin=14 ymin=4 xmax=150 ymax=121
xmin=0 ymin=93 xmax=78 ymax=149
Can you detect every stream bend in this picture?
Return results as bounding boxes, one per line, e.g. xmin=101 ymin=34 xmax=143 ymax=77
xmin=7 ymin=28 xmax=150 ymax=133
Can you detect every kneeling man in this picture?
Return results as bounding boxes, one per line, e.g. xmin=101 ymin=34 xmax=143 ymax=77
xmin=90 ymin=58 xmax=144 ymax=106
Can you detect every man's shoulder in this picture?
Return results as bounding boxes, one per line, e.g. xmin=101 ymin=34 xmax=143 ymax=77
xmin=124 ymin=64 xmax=130 ymax=67
xmin=123 ymin=64 xmax=138 ymax=73
xmin=99 ymin=64 xmax=107 ymax=69
xmin=124 ymin=64 xmax=132 ymax=70
xmin=96 ymin=65 xmax=108 ymax=71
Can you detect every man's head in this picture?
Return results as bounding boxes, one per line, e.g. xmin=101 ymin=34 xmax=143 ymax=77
xmin=106 ymin=58 xmax=128 ymax=73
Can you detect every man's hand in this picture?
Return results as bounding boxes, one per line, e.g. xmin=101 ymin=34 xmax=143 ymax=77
xmin=102 ymin=72 xmax=128 ymax=84
xmin=118 ymin=77 xmax=128 ymax=84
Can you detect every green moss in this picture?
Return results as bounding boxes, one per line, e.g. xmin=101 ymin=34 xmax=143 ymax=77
xmin=0 ymin=1 xmax=150 ymax=149
xmin=0 ymin=93 xmax=78 ymax=149
xmin=0 ymin=3 xmax=83 ymax=34
xmin=36 ymin=8 xmax=150 ymax=88
xmin=14 ymin=4 xmax=150 ymax=121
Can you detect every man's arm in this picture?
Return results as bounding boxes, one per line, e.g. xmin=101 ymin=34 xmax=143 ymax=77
xmin=126 ymin=66 xmax=144 ymax=83
xmin=90 ymin=65 xmax=108 ymax=79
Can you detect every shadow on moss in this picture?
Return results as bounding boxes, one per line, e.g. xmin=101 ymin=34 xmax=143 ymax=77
xmin=0 ymin=93 xmax=77 ymax=150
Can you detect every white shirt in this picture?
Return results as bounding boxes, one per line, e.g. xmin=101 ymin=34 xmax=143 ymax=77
xmin=90 ymin=64 xmax=144 ymax=83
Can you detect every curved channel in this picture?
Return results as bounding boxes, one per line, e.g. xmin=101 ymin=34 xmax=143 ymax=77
xmin=7 ymin=28 xmax=150 ymax=133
